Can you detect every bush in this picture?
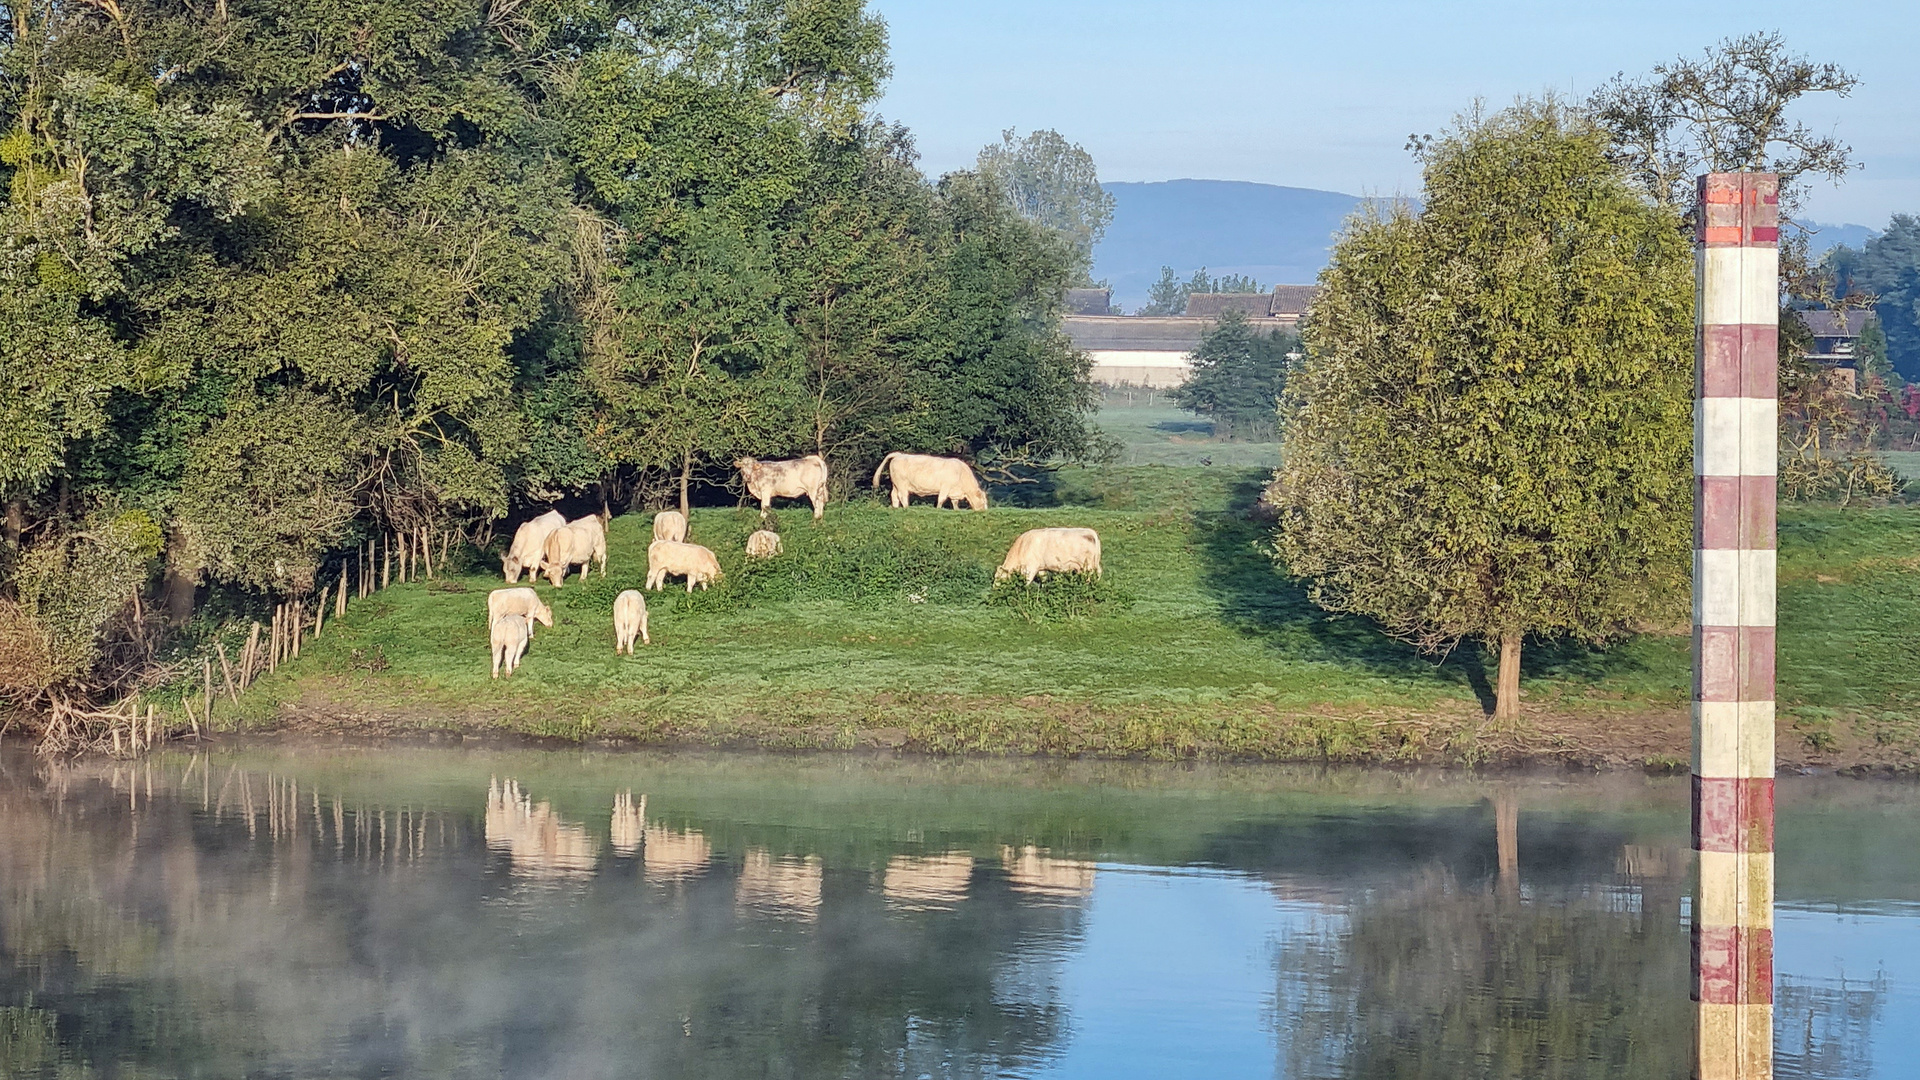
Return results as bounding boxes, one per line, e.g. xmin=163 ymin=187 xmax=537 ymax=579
xmin=1 ymin=509 xmax=161 ymax=708
xmin=985 ymin=571 xmax=1131 ymax=623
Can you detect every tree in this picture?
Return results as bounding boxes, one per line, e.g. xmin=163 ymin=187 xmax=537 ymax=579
xmin=974 ymin=128 xmax=1115 ymax=284
xmin=1269 ymin=101 xmax=1695 ymax=722
xmin=1828 ymin=216 xmax=1920 ymax=381
xmin=1169 ymin=311 xmax=1295 ymax=441
xmin=1586 ymin=32 xmax=1858 ymax=298
xmin=1135 ymin=266 xmax=1264 ymax=316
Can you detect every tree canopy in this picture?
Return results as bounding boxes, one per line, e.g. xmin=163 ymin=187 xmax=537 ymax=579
xmin=1268 ymin=100 xmax=1696 ymax=722
xmin=0 ymin=0 xmax=1101 ymax=707
xmin=1169 ymin=311 xmax=1296 ymax=441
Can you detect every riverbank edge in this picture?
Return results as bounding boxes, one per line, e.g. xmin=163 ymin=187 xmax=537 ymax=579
xmin=18 ymin=683 xmax=1901 ymax=775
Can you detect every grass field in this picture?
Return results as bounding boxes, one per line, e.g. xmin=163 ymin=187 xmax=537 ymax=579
xmin=192 ymin=457 xmax=1920 ymax=770
xmin=1091 ymin=398 xmax=1282 ymax=467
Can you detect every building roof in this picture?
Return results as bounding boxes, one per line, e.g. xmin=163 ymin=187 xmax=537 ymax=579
xmin=1796 ymin=308 xmax=1872 ymax=339
xmin=1062 ymin=316 xmax=1208 ymax=352
xmin=1066 ymin=288 xmax=1112 ymax=316
xmin=1184 ymin=292 xmax=1274 ymax=318
xmin=1269 ymin=284 xmax=1319 ymax=315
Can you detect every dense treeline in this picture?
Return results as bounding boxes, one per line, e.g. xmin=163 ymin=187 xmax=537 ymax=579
xmin=0 ymin=0 xmax=1098 ymax=711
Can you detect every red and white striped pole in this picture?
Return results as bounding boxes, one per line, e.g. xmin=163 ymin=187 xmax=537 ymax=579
xmin=1693 ymin=172 xmax=1777 ymax=1080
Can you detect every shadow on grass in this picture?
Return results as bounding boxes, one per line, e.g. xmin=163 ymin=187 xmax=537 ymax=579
xmin=1185 ymin=478 xmax=1660 ymax=709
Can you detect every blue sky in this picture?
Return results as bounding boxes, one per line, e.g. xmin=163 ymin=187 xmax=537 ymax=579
xmin=867 ymin=0 xmax=1917 ymax=229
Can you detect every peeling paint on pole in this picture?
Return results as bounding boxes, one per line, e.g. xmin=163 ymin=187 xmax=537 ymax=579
xmin=1693 ymin=171 xmax=1777 ymax=1080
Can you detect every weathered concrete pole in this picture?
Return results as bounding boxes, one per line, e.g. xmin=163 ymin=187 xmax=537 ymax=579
xmin=1693 ymin=172 xmax=1777 ymax=1080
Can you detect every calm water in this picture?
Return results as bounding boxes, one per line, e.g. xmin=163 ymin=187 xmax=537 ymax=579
xmin=1 ymin=747 xmax=1916 ymax=1079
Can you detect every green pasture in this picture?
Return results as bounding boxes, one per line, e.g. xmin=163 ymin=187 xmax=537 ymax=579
xmin=201 ymin=459 xmax=1920 ymax=764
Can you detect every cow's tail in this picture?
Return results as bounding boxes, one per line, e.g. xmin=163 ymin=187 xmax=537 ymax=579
xmin=871 ymin=452 xmax=900 ymax=488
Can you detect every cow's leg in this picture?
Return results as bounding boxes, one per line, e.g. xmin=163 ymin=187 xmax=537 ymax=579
xmin=809 ymin=490 xmax=823 ymax=519
xmin=641 ymin=612 xmax=649 ymax=646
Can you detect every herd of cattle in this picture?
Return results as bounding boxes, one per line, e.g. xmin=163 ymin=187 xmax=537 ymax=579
xmin=486 ymin=453 xmax=1104 ymax=678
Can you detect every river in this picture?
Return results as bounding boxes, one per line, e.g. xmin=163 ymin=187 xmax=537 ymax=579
xmin=0 ymin=745 xmax=1914 ymax=1078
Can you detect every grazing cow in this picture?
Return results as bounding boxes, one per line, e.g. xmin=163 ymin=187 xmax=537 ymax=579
xmin=486 ymin=587 xmax=554 ymax=638
xmin=503 ymin=510 xmax=566 ymax=582
xmin=995 ymin=527 xmax=1102 ymax=584
xmin=872 ymin=452 xmax=988 ymax=510
xmin=646 ymin=540 xmax=722 ymax=593
xmin=491 ymin=613 xmax=531 ymax=679
xmin=613 ymin=589 xmax=650 ymax=653
xmin=541 ymin=515 xmax=607 ymax=587
xmin=652 ymin=510 xmax=688 ymax=544
xmin=745 ymin=529 xmax=783 ymax=558
xmin=735 ymin=455 xmax=829 ymax=519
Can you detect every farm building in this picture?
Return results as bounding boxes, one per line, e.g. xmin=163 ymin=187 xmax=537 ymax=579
xmin=1063 ymin=284 xmax=1316 ymax=387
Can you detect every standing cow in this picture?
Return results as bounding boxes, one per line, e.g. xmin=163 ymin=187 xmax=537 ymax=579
xmin=613 ymin=589 xmax=650 ymax=653
xmin=996 ymin=528 xmax=1102 ymax=583
xmin=491 ymin=613 xmax=531 ymax=679
xmin=652 ymin=510 xmax=688 ymax=544
xmin=647 ymin=540 xmax=723 ymax=593
xmin=735 ymin=455 xmax=829 ymax=519
xmin=503 ymin=510 xmax=566 ymax=583
xmin=872 ymin=452 xmax=988 ymax=510
xmin=540 ymin=515 xmax=607 ymax=587
xmin=486 ymin=587 xmax=555 ymax=638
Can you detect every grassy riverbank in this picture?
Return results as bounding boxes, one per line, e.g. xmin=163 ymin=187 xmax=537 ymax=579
xmin=178 ymin=463 xmax=1920 ymax=771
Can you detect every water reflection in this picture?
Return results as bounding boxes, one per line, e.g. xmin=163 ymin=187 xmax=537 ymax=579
xmin=487 ymin=777 xmax=599 ymax=878
xmin=0 ymin=749 xmax=1912 ymax=1079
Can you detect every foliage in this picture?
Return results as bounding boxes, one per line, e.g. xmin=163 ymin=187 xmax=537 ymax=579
xmin=1586 ymin=31 xmax=1858 ymax=298
xmin=1777 ymin=316 xmax=1904 ymax=505
xmin=0 ymin=508 xmax=160 ymax=709
xmin=1825 ymin=215 xmax=1920 ymax=381
xmin=1168 ymin=311 xmax=1297 ymax=440
xmin=1269 ymin=100 xmax=1695 ymax=720
xmin=974 ymin=128 xmax=1115 ymax=284
xmin=985 ymin=571 xmax=1130 ymax=623
xmin=1136 ymin=266 xmax=1265 ymax=316
xmin=0 ymin=0 xmax=1104 ymax=716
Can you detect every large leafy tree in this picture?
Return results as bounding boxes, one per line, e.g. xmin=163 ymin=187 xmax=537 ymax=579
xmin=1828 ymin=216 xmax=1920 ymax=380
xmin=1269 ymin=101 xmax=1695 ymax=722
xmin=974 ymin=128 xmax=1114 ymax=284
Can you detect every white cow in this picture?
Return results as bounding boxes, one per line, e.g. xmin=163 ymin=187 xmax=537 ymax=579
xmin=503 ymin=510 xmax=566 ymax=582
xmin=735 ymin=455 xmax=829 ymax=519
xmin=491 ymin=613 xmax=531 ymax=679
xmin=652 ymin=510 xmax=688 ymax=544
xmin=872 ymin=452 xmax=988 ymax=510
xmin=486 ymin=587 xmax=554 ymax=638
xmin=995 ymin=528 xmax=1103 ymax=584
xmin=541 ymin=515 xmax=607 ymax=587
xmin=646 ymin=540 xmax=722 ymax=593
xmin=745 ymin=529 xmax=783 ymax=558
xmin=613 ymin=589 xmax=650 ymax=653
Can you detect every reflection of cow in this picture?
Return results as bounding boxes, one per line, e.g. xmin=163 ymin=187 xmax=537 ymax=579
xmin=486 ymin=778 xmax=599 ymax=877
xmin=610 ymin=791 xmax=647 ymax=855
xmin=871 ymin=453 xmax=989 ymax=510
xmin=995 ymin=528 xmax=1102 ymax=584
xmin=1001 ymin=845 xmax=1095 ymax=901
xmin=735 ymin=455 xmax=829 ymax=519
xmin=883 ymin=852 xmax=974 ymax=910
xmin=643 ymin=824 xmax=713 ymax=882
xmin=736 ymin=849 xmax=823 ymax=920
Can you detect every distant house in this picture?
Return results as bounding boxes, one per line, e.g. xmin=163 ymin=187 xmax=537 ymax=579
xmin=1063 ymin=284 xmax=1317 ymax=388
xmin=1795 ymin=308 xmax=1874 ymax=393
xmin=1066 ymin=288 xmax=1112 ymax=316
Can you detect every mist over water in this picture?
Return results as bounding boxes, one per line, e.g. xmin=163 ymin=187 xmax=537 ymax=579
xmin=0 ymin=747 xmax=1914 ymax=1079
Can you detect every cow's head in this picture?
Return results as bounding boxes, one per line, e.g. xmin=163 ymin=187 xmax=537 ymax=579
xmin=532 ymin=601 xmax=555 ymax=627
xmin=502 ymin=553 xmax=521 ymax=581
xmin=733 ymin=457 xmax=759 ymax=475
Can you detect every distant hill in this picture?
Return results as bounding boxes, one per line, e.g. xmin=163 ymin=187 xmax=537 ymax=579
xmin=1092 ymin=181 xmax=1880 ymax=309
xmin=1093 ymin=180 xmax=1374 ymax=309
xmin=1805 ymin=221 xmax=1880 ymax=258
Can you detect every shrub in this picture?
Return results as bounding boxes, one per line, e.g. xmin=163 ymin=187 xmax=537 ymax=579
xmin=985 ymin=571 xmax=1131 ymax=623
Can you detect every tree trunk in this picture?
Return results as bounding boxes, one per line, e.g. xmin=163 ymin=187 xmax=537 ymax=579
xmin=1494 ymin=632 xmax=1522 ymax=722
xmin=3 ymin=498 xmax=23 ymax=546
xmin=678 ymin=449 xmax=693 ymax=519
xmin=161 ymin=529 xmax=198 ymax=625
